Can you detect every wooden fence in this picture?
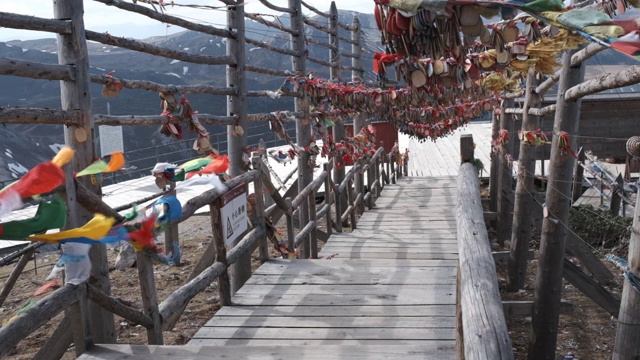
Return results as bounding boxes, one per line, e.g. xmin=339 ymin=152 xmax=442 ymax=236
xmin=0 ymin=0 xmax=413 ymax=357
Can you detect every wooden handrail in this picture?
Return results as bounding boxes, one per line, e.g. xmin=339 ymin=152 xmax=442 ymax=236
xmin=457 ymin=162 xmax=514 ymax=359
xmin=86 ymin=283 xmax=154 ymax=329
xmin=292 ymin=171 xmax=327 ymax=208
xmin=0 ymin=284 xmax=80 ymax=358
xmin=0 ymin=57 xmax=75 ymax=81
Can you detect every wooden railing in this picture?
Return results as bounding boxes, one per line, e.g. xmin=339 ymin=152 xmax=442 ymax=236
xmin=0 ymin=144 xmax=406 ymax=357
xmin=456 ymin=134 xmax=514 ymax=360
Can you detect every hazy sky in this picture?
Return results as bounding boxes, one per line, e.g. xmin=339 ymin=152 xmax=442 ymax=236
xmin=0 ymin=0 xmax=373 ymax=41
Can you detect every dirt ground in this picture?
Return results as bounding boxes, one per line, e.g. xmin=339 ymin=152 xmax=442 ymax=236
xmin=0 ymin=213 xmax=332 ymax=359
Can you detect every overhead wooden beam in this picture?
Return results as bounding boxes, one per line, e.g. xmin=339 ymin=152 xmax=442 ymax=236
xmin=536 ymin=43 xmax=607 ymax=95
xmin=0 ymin=57 xmax=75 ymax=81
xmin=94 ymin=114 xmax=236 ymax=126
xmin=565 ymin=64 xmax=640 ymax=101
xmin=0 ymin=106 xmax=80 ymax=125
xmin=0 ymin=11 xmax=71 ymax=34
xmin=90 ymin=75 xmax=235 ymax=96
xmin=92 ymin=0 xmax=233 ymax=38
xmin=85 ymin=30 xmax=235 ymax=66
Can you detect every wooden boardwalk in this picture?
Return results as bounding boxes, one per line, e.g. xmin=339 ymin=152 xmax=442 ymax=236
xmin=81 ymin=176 xmax=459 ymax=359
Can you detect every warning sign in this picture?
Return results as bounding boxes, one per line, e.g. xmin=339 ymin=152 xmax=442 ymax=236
xmin=219 ymin=183 xmax=248 ymax=246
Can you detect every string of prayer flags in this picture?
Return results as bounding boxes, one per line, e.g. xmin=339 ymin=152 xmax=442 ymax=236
xmin=28 ymin=213 xmax=116 ymax=244
xmin=185 ymin=155 xmax=229 ymax=179
xmin=76 ymin=152 xmax=125 ymax=177
xmin=0 ymin=195 xmax=67 ymax=240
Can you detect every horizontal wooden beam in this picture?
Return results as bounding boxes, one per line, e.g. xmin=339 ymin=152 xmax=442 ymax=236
xmin=306 ymin=37 xmax=337 ymax=51
xmin=0 ymin=284 xmax=79 ymax=358
xmin=502 ymin=300 xmax=573 ymax=316
xmin=226 ymin=226 xmax=265 ymax=265
xmin=92 ymin=0 xmax=233 ymax=38
xmin=94 ymin=114 xmax=236 ymax=126
xmin=504 ymin=105 xmax=556 ymax=117
xmin=245 ymin=13 xmax=298 ymax=36
xmin=484 ymin=211 xmax=497 ymax=222
xmin=341 ymin=65 xmax=363 ymax=72
xmin=565 ymin=64 xmax=640 ymax=101
xmin=90 ymin=75 xmax=235 ymax=96
xmin=563 ymin=258 xmax=620 ymax=317
xmin=339 ymin=35 xmax=358 ymax=46
xmin=85 ymin=30 xmax=236 ymax=66
xmin=292 ymin=171 xmax=328 ymax=208
xmin=247 ymin=90 xmax=300 ymax=98
xmin=306 ymin=55 xmax=336 ymax=68
xmin=303 ymin=18 xmax=336 ymax=35
xmin=340 ymin=51 xmax=357 ymax=59
xmin=246 ymin=65 xmax=289 ymax=77
xmin=245 ymin=37 xmax=301 ymax=57
xmin=0 ymin=11 xmax=71 ymax=34
xmin=0 ymin=106 xmax=80 ymax=125
xmin=0 ymin=57 xmax=75 ymax=81
xmin=258 ymin=0 xmax=295 ymax=14
xmin=301 ymin=0 xmax=330 ymax=17
xmin=294 ymin=220 xmax=317 ymax=248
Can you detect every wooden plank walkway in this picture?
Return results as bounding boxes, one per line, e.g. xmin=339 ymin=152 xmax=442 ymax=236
xmin=81 ymin=176 xmax=459 ymax=359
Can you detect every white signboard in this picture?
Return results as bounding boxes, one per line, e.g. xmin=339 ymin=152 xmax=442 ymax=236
xmin=220 ymin=183 xmax=248 ymax=246
xmin=99 ymin=125 xmax=124 ymax=157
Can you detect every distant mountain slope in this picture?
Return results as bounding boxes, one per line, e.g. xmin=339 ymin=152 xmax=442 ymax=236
xmin=0 ymin=11 xmax=378 ymax=183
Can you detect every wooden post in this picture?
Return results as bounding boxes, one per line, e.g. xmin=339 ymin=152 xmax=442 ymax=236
xmin=323 ymin=163 xmax=333 ymax=236
xmin=460 ymin=134 xmax=474 ymax=163
xmin=329 ymin=1 xmax=346 ymax=216
xmin=285 ymin=198 xmax=295 ymax=257
xmin=258 ymin=139 xmax=275 ymax=208
xmin=613 ymin=188 xmax=640 ymax=359
xmin=496 ymin=99 xmax=515 ymax=250
xmin=507 ymin=69 xmax=539 ymax=291
xmin=348 ymin=178 xmax=357 ymax=229
xmin=489 ymin=111 xmax=500 ymax=214
xmin=252 ymin=156 xmax=269 ymax=263
xmin=53 ymin=0 xmax=115 ymax=343
xmin=367 ymin=161 xmax=374 ymax=209
xmin=308 ymin=191 xmax=318 ymax=259
xmin=455 ymin=264 xmax=464 ymax=359
xmin=164 ymin=182 xmax=180 ymax=265
xmin=136 ymin=253 xmax=163 ymax=344
xmin=210 ymin=204 xmax=232 ymax=306
xmin=226 ymin=0 xmax=251 ymax=295
xmin=69 ymin=284 xmax=91 ymax=356
xmin=390 ymin=154 xmax=396 ymax=184
xmin=610 ymin=173 xmax=623 ymax=216
xmin=529 ymin=49 xmax=585 ymax=360
xmin=572 ymin=149 xmax=585 ymax=202
xmin=289 ymin=0 xmax=312 ymax=260
xmin=0 ymin=249 xmax=33 ymax=308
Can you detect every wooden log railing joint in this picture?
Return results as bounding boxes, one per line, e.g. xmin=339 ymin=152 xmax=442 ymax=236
xmin=0 ymin=11 xmax=72 ymax=34
xmin=0 ymin=57 xmax=75 ymax=81
xmin=86 ymin=283 xmax=154 ymax=329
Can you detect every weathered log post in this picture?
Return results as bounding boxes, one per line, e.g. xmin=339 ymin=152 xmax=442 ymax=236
xmin=252 ymin=156 xmax=269 ymax=263
xmin=351 ymin=16 xmax=366 ymax=214
xmin=136 ymin=253 xmax=163 ymax=344
xmin=496 ymin=99 xmax=515 ymax=249
xmin=258 ymin=139 xmax=275 ymax=208
xmin=610 ymin=174 xmax=624 ymax=216
xmin=323 ymin=162 xmax=334 ymax=236
xmin=529 ymin=49 xmax=585 ymax=360
xmin=54 ymin=0 xmax=115 ymax=343
xmin=210 ymin=203 xmax=232 ymax=306
xmin=508 ymin=69 xmax=539 ymax=291
xmin=285 ymin=197 xmax=295 ymax=257
xmin=613 ymin=188 xmax=640 ymax=359
xmin=489 ymin=111 xmax=500 ymax=216
xmin=308 ymin=190 xmax=318 ymax=259
xmin=329 ymin=1 xmax=347 ymax=217
xmin=226 ymin=0 xmax=250 ymax=294
xmin=289 ymin=0 xmax=312 ymax=259
xmin=458 ymin=134 xmax=514 ymax=360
